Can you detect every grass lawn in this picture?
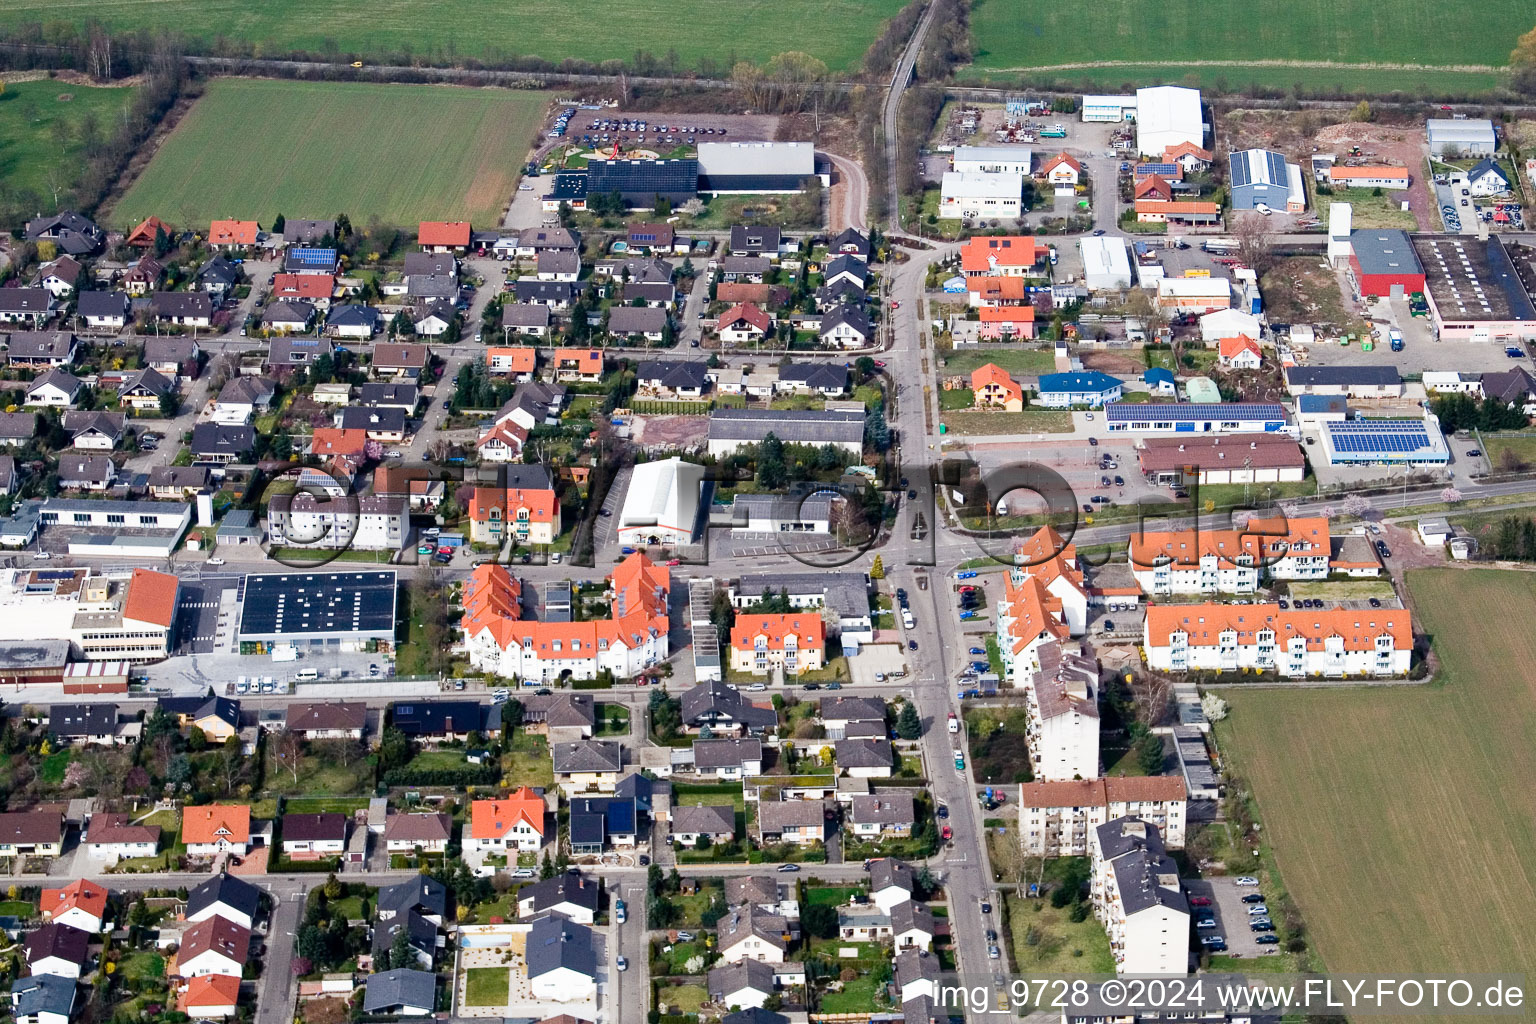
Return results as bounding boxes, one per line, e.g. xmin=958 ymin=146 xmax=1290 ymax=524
xmin=118 ymin=950 xmax=167 ymax=983
xmin=1194 ymin=479 xmax=1318 ymax=510
xmin=463 ymin=967 xmax=509 ymax=1007
xmin=112 ymin=78 xmax=549 ymax=228
xmin=1480 ymin=432 xmax=1536 ymax=473
xmin=1286 ymin=578 xmax=1397 ymax=602
xmin=964 ymin=706 xmax=1034 ymax=786
xmin=653 ymin=939 xmax=711 ymax=974
xmin=1144 ymin=348 xmax=1176 ymax=371
xmin=656 ymin=984 xmax=708 ymax=1014
xmin=805 ymin=885 xmax=863 ymax=907
xmin=672 ymin=782 xmax=745 ymax=811
xmin=501 ymin=734 xmax=553 ymax=789
xmin=264 ymin=750 xmax=375 ymax=796
xmin=941 ymin=409 xmax=1073 ymax=436
xmin=328 ymin=893 xmax=369 ymax=921
xmin=463 ymin=894 xmax=516 ymax=924
xmin=39 ymin=749 xmax=75 ymax=785
xmin=406 ymin=749 xmax=469 ymax=772
xmin=1099 ymin=745 xmax=1148 ymax=777
xmin=940 ymin=349 xmax=1056 ymax=376
xmin=820 ymin=973 xmax=882 ymax=1013
xmin=939 ymin=387 xmax=976 ymax=411
xmin=594 ymin=703 xmax=630 ymax=736
xmin=961 ymin=0 xmax=1522 ymax=94
xmin=0 ymin=79 xmax=136 ymax=206
xmin=666 ymin=884 xmax=725 ymax=927
xmin=1320 ymin=186 xmax=1419 ymax=230
xmin=1 ymin=0 xmax=906 ymax=70
xmin=1215 ymin=569 xmax=1536 ymax=994
xmin=1005 ymin=895 xmax=1116 ymax=977
xmin=0 ymin=901 xmax=33 ymax=919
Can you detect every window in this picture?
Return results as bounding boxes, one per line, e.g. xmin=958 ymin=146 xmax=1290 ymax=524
xmin=107 ymin=514 xmax=125 ymax=525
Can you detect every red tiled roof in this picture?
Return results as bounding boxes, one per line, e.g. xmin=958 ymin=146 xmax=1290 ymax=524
xmin=209 ymin=220 xmax=259 ymax=246
xmin=717 ymin=303 xmax=772 ymax=334
xmin=730 ymin=613 xmax=825 ymax=652
xmin=960 ymin=236 xmax=1043 ymax=274
xmin=123 ymin=568 xmax=179 ymax=628
xmin=1145 ymin=602 xmax=1412 ymax=653
xmin=418 ymin=221 xmax=471 ymax=247
xmin=471 ymin=789 xmax=545 ymax=840
xmin=272 ymin=274 xmax=334 ymax=301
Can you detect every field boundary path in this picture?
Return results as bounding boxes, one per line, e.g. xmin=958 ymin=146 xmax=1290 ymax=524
xmin=882 ymin=0 xmax=940 ymax=231
xmin=984 ymin=57 xmax=1502 ymax=74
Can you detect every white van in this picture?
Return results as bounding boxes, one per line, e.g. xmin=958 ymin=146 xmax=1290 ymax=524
xmin=295 ymin=668 xmax=319 ymax=682
xmin=901 ymin=609 xmax=915 ymax=630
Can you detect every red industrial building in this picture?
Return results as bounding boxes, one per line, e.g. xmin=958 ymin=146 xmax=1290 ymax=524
xmin=1348 ymin=229 xmax=1426 ymax=298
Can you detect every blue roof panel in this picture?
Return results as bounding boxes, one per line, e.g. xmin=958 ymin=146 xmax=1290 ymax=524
xmin=1106 ymin=402 xmax=1284 ymax=422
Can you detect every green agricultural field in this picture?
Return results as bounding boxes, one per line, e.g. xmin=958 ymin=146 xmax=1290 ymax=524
xmin=0 ymin=78 xmax=136 ymax=206
xmin=1216 ymin=569 xmax=1536 ymax=1002
xmin=111 ymin=78 xmax=548 ymax=229
xmin=962 ymin=0 xmax=1523 ymax=96
xmin=0 ymin=0 xmax=906 ymax=72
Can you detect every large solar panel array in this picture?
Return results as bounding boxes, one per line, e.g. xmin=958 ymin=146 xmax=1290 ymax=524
xmin=1323 ymin=419 xmax=1449 ymax=462
xmin=238 ymin=569 xmax=398 ymax=637
xmin=1106 ymin=402 xmax=1285 ymax=423
xmin=586 ymin=159 xmax=700 ymax=201
xmin=287 ymin=246 xmax=337 ymax=267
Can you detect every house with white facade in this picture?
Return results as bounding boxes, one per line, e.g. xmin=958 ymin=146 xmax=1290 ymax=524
xmin=1144 ymin=603 xmax=1412 ymax=678
xmin=1091 ymin=817 xmax=1189 ymax=976
xmin=1128 ymin=516 xmax=1332 ymax=595
xmin=1018 ymin=777 xmax=1188 ymax=857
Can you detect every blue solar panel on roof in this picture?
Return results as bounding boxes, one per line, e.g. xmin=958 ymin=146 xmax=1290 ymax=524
xmin=1106 ymin=402 xmax=1285 ymax=422
xmin=289 ymin=247 xmax=336 ymax=264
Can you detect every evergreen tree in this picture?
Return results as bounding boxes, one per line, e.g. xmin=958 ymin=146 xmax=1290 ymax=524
xmin=895 ymin=701 xmax=922 ymax=740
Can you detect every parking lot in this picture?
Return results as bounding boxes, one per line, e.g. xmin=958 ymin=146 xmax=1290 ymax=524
xmin=542 ymin=108 xmax=781 ymax=154
xmin=1183 ymin=875 xmax=1282 ymax=960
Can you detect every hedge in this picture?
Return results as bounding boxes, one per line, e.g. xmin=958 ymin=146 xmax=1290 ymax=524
xmin=381 ymin=765 xmax=500 ymax=788
xmin=571 ymin=678 xmax=615 ymax=690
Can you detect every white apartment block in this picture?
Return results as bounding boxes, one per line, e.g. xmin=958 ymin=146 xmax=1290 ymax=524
xmin=267 ymin=493 xmax=407 ymax=551
xmin=1128 ymin=517 xmax=1331 ymax=596
xmin=1018 ymin=777 xmax=1188 ymax=857
xmin=1144 ymin=604 xmax=1412 ymax=678
xmin=1091 ymin=817 xmax=1190 ymax=976
xmin=1024 ymin=642 xmax=1100 ymax=782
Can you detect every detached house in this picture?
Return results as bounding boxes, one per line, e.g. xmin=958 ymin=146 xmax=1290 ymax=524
xmin=680 ymin=679 xmax=778 ymax=736
xmin=26 ymin=210 xmax=104 ymax=256
xmin=717 ymin=903 xmax=790 ymax=964
xmin=717 ymin=303 xmax=774 ymax=344
xmin=7 ymin=331 xmax=77 ymax=368
xmin=971 ymin=362 xmax=1024 ymax=411
xmin=24 ymin=925 xmax=90 ymax=980
xmin=516 ymin=873 xmax=602 ymax=925
xmin=181 ymin=805 xmax=252 ymax=857
xmin=670 ymin=804 xmax=736 ymax=848
xmin=149 ymin=292 xmax=213 ymax=328
xmin=468 ymin=788 xmax=547 ymax=853
xmin=280 ymin=813 xmax=348 ymax=860
xmin=197 ymin=257 xmax=241 ymax=301
xmin=0 ymin=289 xmax=55 ymax=327
xmin=26 ymin=368 xmax=82 ymax=407
xmin=63 ymin=411 xmax=124 ymax=451
xmin=39 ymin=880 xmax=109 ymax=934
xmin=847 ymin=793 xmax=915 ymax=838
xmin=499 ymin=305 xmax=551 ymax=340
xmin=10 ymin=974 xmax=76 ymax=1024
xmin=756 ymin=800 xmax=827 ymax=846
xmin=383 ymin=813 xmax=453 ymax=854
xmin=284 ymin=701 xmax=365 ymax=740
xmin=120 ymin=258 xmax=165 ymax=297
xmin=691 ymin=737 xmax=763 ymax=780
xmin=418 ymin=221 xmax=471 ymax=254
xmin=77 ymin=292 xmax=129 ymax=332
xmin=143 ymin=337 xmax=201 ymax=377
xmin=36 ymin=256 xmax=83 ymax=298
xmin=551 ymin=348 xmax=604 ymax=383
xmin=369 ymin=343 xmax=431 ymax=382
xmin=818 ymin=304 xmax=871 ymax=349
xmin=608 ymin=305 xmax=669 ymax=342
xmin=172 ymin=916 xmax=251 ymax=979
xmin=118 ymin=367 xmax=176 ymax=412
xmin=208 ymin=220 xmax=260 ymax=250
xmin=84 ymin=813 xmax=161 ymax=865
xmin=552 ymin=740 xmax=623 ymax=792
xmin=186 ymin=873 xmax=262 ymax=930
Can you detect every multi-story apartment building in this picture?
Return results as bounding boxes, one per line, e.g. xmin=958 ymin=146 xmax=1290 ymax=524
xmin=1091 ymin=818 xmax=1189 ymax=976
xmin=266 ymin=493 xmax=407 ymax=551
xmin=1023 ymin=641 xmax=1101 ymax=782
xmin=728 ymin=614 xmax=826 ymax=676
xmin=1128 ymin=516 xmax=1331 ymax=595
xmin=1143 ymin=604 xmax=1412 ymax=678
xmin=1018 ymin=777 xmax=1188 ymax=857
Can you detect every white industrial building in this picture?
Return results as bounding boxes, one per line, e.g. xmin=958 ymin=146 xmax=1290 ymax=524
xmin=0 ymin=565 xmax=179 ymax=664
xmin=939 ymin=171 xmax=1024 ymax=220
xmin=951 ymin=145 xmax=1033 ymax=175
xmin=1198 ymin=308 xmax=1261 ymax=342
xmin=618 ymin=457 xmax=703 ymax=545
xmin=1078 ymin=236 xmax=1133 ymax=290
xmin=1081 ymin=95 xmax=1136 ymax=122
xmin=1135 ymin=86 xmax=1204 ymax=157
xmin=1426 ymin=118 xmax=1496 ymax=157
xmin=1091 ymin=818 xmax=1189 ymax=976
xmin=696 ymin=141 xmax=828 ymax=193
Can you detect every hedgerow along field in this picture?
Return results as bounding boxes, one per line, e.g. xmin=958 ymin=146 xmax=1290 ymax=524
xmin=0 ymin=0 xmax=907 ymax=73
xmin=1216 ymin=569 xmax=1536 ymax=1007
xmin=963 ymin=0 xmax=1528 ymax=96
xmin=0 ymin=78 xmax=136 ymax=206
xmin=111 ymin=78 xmax=549 ymax=230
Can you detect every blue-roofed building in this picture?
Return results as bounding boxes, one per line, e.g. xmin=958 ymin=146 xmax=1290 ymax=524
xmin=390 ymin=700 xmax=497 ymax=741
xmin=1320 ymin=417 xmax=1449 ymax=465
xmin=541 ymin=172 xmax=589 ymax=212
xmin=283 ymin=246 xmax=340 ymax=275
xmin=1105 ymin=402 xmax=1287 ymax=434
xmin=586 ymin=158 xmax=699 ymax=209
xmin=1142 ymin=368 xmax=1176 ymax=395
xmin=1295 ymin=394 xmax=1350 ymax=428
xmin=1035 ymin=371 xmax=1124 ymax=408
xmin=568 ymin=796 xmax=637 ymax=853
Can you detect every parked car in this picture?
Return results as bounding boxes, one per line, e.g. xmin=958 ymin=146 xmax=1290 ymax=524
xmin=777 ymin=863 xmax=800 ymax=873
xmin=1241 ymin=892 xmax=1266 ymax=904
xmin=1234 ymin=876 xmax=1260 ymax=886
xmin=1189 ymin=896 xmax=1212 ymax=907
xmin=1255 ymin=934 xmax=1280 ymax=945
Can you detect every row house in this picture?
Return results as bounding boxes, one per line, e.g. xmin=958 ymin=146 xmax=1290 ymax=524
xmin=1128 ymin=516 xmax=1332 ymax=595
xmin=1144 ymin=603 xmax=1412 ymax=678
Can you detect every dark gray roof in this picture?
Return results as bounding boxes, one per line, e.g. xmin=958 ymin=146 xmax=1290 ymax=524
xmin=362 ymin=968 xmax=436 ymax=1014
xmin=1095 ymin=817 xmax=1188 ymax=918
xmin=0 ymin=289 xmax=52 ymax=315
xmin=47 ymin=703 xmax=116 ymax=737
xmin=25 ymin=923 xmax=90 ymax=966
xmin=198 ymin=256 xmax=241 ymax=288
xmin=670 ymin=804 xmax=735 ymax=836
xmin=708 ymin=958 xmax=776 ymax=1000
xmin=25 ymin=369 xmax=79 ymax=400
xmin=281 ymin=812 xmax=347 ymax=843
xmin=868 ymin=857 xmax=914 ymax=895
xmin=823 ymin=254 xmax=868 ymax=284
xmin=709 ymin=408 xmax=865 ymax=445
xmin=10 ymin=974 xmax=77 ymax=1018
xmin=143 ymin=336 xmax=199 ymax=366
xmin=520 ymin=692 xmax=595 ymax=729
xmin=552 ymin=740 xmax=621 ymax=774
xmin=1347 ymin=230 xmax=1421 ymax=278
xmin=524 ymin=914 xmax=598 ymax=981
xmin=692 ymin=737 xmax=762 ymax=769
xmin=514 ymin=280 xmax=577 ymax=304
xmin=1482 ymin=367 xmax=1536 ymax=405
xmin=849 ymin=792 xmax=914 ymax=824
xmin=777 ymin=362 xmax=848 ymax=391
xmin=284 ymin=219 xmax=337 ymax=244
xmin=516 ymin=226 xmax=580 ymax=251
xmin=150 ymin=291 xmax=212 ymax=318
xmin=820 ymin=696 xmax=887 ymax=724
xmin=63 ymin=410 xmax=124 ymax=441
xmin=57 ymin=455 xmax=114 ymax=485
xmin=737 ymin=572 xmax=869 ymax=621
xmin=120 ymin=367 xmax=175 ymax=398
xmin=835 ymin=737 xmax=893 ymax=768
xmin=327 ymin=304 xmax=381 ymax=329
xmin=267 ymin=336 xmax=332 ymax=367
xmin=371 ymin=908 xmax=437 ymax=961
xmin=191 ymin=423 xmax=254 ymax=458
xmin=600 ymin=256 xmax=673 ymax=284
xmin=77 ymin=292 xmax=130 ymax=319
xmin=263 ymin=299 xmax=316 ymax=326
xmin=147 ymin=465 xmax=210 ymax=492
xmin=819 ymin=303 xmax=872 ymax=338
xmin=622 ymin=281 xmax=675 ymax=303
xmin=893 ymin=947 xmax=940 ymax=990
xmin=6 ymin=331 xmax=75 ymax=361
xmin=890 ymin=899 xmax=934 ymax=937
xmin=337 ymin=406 xmax=407 ymax=433
xmin=1285 ymin=365 xmax=1401 ymax=387
xmin=377 ymin=875 xmax=447 ymax=921
xmin=730 ymin=225 xmax=783 ymax=254
xmin=609 ymin=305 xmax=668 ymax=335
xmin=403 ymin=253 xmax=456 ymax=278
xmin=517 ymin=873 xmax=602 ymax=917
xmin=357 ymin=382 xmax=419 ymax=408
xmin=501 ymin=303 xmax=551 ymax=329
xmin=406 ymin=273 xmax=457 ymax=300
xmin=638 ymin=359 xmax=708 ymax=390
xmin=717 ymin=902 xmax=787 ymax=952
xmin=722 ymin=255 xmax=771 ymax=275
xmin=390 ymin=700 xmax=493 ymax=737
xmin=830 ymin=227 xmax=870 ymax=256
xmin=757 ymin=799 xmax=825 ymax=831
xmin=537 ymin=250 xmax=581 ymax=276
xmin=723 ymin=1009 xmax=789 ymax=1024
xmin=680 ymin=680 xmax=778 ymax=731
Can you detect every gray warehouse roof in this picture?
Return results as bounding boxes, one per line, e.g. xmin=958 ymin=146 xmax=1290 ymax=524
xmin=237 ymin=569 xmax=399 ymax=639
xmin=1349 ymin=229 xmax=1422 ymax=277
xmin=709 ymin=408 xmax=864 ymax=445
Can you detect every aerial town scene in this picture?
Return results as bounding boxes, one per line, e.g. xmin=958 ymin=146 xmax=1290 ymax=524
xmin=0 ymin=3 xmax=1532 ymax=1023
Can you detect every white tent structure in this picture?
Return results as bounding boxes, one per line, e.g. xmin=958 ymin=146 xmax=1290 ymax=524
xmin=1136 ymin=86 xmax=1204 ymax=157
xmin=619 ymin=457 xmax=704 ymax=545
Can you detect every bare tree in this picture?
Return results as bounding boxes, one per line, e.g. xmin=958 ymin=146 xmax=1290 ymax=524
xmin=315 ymin=737 xmax=363 ymax=771
xmin=1232 ymin=214 xmax=1277 ymax=277
xmin=272 ymin=729 xmax=306 ymax=785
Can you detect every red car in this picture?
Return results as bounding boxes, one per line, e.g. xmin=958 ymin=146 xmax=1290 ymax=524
xmin=941 ymin=825 xmax=953 ymax=841
xmin=1189 ymin=896 xmax=1212 ymax=907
